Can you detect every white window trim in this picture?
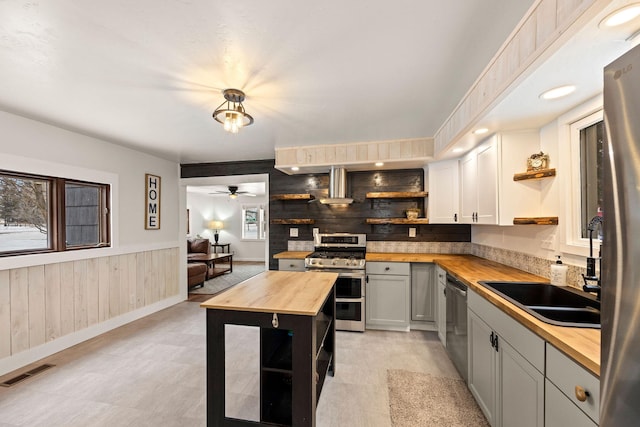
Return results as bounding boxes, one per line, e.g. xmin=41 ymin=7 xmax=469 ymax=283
xmin=0 ymin=153 xmax=119 ymax=270
xmin=557 ymin=96 xmax=602 ymax=257
xmin=241 ymin=204 xmax=266 ymax=241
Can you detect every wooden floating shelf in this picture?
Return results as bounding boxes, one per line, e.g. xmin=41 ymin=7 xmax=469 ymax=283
xmin=366 ymin=218 xmax=430 ymax=225
xmin=366 ymin=191 xmax=428 ymax=198
xmin=513 ymin=168 xmax=556 ymax=181
xmin=270 ymin=219 xmax=315 ymax=225
xmin=271 ymin=193 xmax=315 ymax=201
xmin=513 ymin=217 xmax=559 ymax=225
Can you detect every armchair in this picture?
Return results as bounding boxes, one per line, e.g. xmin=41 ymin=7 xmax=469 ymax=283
xmin=187 ymin=238 xmax=211 ymax=261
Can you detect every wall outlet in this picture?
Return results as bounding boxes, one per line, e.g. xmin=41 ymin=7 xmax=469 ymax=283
xmin=289 ymin=228 xmax=299 ymax=237
xmin=541 ymin=235 xmax=555 ymax=249
xmin=409 ymin=227 xmax=416 ymax=238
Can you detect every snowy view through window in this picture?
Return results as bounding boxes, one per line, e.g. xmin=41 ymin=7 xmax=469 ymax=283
xmin=0 ymin=175 xmax=49 ymax=252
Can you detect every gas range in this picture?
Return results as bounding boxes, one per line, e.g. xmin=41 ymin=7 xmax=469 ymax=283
xmin=304 ymin=233 xmax=367 ymax=270
xmin=305 ymin=249 xmax=365 ymax=269
xmin=305 ymin=233 xmax=367 ymax=332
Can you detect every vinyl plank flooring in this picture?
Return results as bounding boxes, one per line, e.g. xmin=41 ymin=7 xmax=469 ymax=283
xmin=0 ymin=302 xmax=461 ymax=426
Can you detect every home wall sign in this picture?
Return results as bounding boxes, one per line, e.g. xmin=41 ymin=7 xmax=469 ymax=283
xmin=145 ymin=173 xmax=161 ymax=230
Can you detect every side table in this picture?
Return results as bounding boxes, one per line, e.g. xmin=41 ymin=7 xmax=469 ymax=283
xmin=211 ymin=243 xmax=230 ymax=254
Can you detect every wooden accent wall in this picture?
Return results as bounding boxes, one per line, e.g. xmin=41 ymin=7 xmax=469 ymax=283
xmin=0 ymin=248 xmax=178 ymax=359
xmin=181 ymin=161 xmax=471 ymax=270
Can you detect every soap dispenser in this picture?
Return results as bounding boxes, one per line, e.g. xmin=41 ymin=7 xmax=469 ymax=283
xmin=550 ymin=255 xmax=568 ymax=286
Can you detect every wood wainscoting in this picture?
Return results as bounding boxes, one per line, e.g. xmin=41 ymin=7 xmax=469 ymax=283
xmin=0 ymin=248 xmax=179 ymax=361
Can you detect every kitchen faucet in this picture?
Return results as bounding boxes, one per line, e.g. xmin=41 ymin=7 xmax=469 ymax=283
xmin=582 ymin=215 xmax=603 ymax=300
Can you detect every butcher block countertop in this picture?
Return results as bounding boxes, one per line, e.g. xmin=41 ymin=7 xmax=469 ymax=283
xmin=200 ymin=270 xmax=338 ymax=316
xmin=273 ymin=251 xmax=601 ymax=376
xmin=272 ymin=251 xmax=312 ymax=259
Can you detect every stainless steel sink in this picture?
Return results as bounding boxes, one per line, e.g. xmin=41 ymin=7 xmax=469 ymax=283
xmin=477 ymin=281 xmax=600 ymax=328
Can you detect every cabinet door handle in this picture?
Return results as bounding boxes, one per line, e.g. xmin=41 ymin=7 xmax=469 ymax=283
xmin=494 ymin=334 xmax=499 ymax=352
xmin=575 ymin=385 xmax=590 ymax=402
xmin=366 ymin=276 xmax=369 ymax=283
xmin=385 ymin=267 xmax=390 ymax=271
xmin=454 ymin=213 xmax=458 ymax=222
xmin=490 ymin=332 xmax=495 ymax=348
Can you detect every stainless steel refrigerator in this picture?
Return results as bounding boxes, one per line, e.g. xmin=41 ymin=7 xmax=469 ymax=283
xmin=601 ymin=43 xmax=640 ymax=426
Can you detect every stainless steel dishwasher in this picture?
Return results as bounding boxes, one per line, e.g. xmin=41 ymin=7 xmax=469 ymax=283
xmin=446 ymin=273 xmax=468 ymax=383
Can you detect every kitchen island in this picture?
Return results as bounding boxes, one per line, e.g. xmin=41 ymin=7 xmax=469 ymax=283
xmin=201 ymin=270 xmax=338 ymax=427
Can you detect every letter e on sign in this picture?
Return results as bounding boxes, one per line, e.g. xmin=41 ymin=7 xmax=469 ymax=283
xmin=145 ymin=173 xmax=161 ymax=230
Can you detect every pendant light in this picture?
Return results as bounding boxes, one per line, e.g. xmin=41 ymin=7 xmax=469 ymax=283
xmin=212 ymin=89 xmax=254 ymax=133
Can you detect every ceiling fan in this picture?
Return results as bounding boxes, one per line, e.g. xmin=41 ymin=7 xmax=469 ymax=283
xmin=211 ymin=185 xmax=256 ymax=198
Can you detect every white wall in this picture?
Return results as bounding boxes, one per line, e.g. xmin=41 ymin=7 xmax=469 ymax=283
xmin=0 ymin=111 xmax=180 ymax=252
xmin=471 ymin=96 xmax=602 ymax=269
xmin=0 ymin=110 xmax=184 ymax=376
xmin=187 ymin=191 xmax=267 ymax=262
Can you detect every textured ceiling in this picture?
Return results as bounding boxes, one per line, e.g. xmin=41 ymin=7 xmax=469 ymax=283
xmin=0 ymin=0 xmax=534 ymax=164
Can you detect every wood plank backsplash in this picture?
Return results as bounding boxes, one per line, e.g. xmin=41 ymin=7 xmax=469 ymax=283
xmin=268 ymin=168 xmax=470 ymax=268
xmin=0 ymin=248 xmax=179 ymax=360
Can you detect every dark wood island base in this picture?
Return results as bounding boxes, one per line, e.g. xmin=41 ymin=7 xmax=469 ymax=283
xmin=202 ymin=271 xmax=337 ymax=427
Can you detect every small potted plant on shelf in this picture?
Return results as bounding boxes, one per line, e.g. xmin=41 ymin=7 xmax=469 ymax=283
xmin=405 ymin=208 xmax=420 ymax=219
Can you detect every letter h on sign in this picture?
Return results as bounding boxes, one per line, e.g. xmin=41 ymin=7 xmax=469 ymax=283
xmin=145 ymin=173 xmax=161 ymax=230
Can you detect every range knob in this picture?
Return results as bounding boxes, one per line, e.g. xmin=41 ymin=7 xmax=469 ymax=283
xmin=332 ymin=259 xmax=338 ymax=266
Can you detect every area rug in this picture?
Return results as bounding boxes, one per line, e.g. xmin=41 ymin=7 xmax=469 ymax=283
xmin=189 ymin=262 xmax=265 ymax=295
xmin=387 ymin=369 xmax=489 ymax=427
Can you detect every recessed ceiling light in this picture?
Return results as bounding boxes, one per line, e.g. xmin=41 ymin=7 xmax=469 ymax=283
xmin=375 ymin=162 xmax=384 ymax=167
xmin=291 ymin=166 xmax=299 ymax=171
xmin=600 ymin=4 xmax=640 ymax=27
xmin=539 ymin=85 xmax=576 ymax=100
xmin=473 ymin=128 xmax=489 ymax=135
xmin=452 ymin=148 xmax=464 ymax=153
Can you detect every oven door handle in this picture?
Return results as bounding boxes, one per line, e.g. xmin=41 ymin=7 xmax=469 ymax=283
xmin=307 ymin=269 xmax=365 ymax=278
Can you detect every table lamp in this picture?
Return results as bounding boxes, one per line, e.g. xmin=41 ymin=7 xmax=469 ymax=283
xmin=208 ymin=220 xmax=224 ymax=243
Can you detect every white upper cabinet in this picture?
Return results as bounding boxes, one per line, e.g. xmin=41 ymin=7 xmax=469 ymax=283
xmin=460 ymin=136 xmax=499 ymax=224
xmin=458 ymin=131 xmax=542 ymax=225
xmin=428 ymin=160 xmax=459 ymax=224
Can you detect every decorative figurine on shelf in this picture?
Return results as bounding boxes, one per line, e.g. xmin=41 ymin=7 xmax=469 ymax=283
xmin=405 ymin=208 xmax=420 ymax=219
xmin=527 ymin=151 xmax=549 ymax=171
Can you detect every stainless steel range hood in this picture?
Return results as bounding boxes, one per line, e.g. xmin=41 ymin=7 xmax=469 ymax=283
xmin=319 ymin=166 xmax=353 ymax=205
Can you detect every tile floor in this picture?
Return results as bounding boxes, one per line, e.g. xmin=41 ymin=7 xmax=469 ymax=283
xmin=0 ymin=302 xmax=462 ymax=427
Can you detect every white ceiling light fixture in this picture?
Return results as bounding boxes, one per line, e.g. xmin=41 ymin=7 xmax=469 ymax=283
xmin=452 ymin=147 xmax=464 ymax=153
xmin=291 ymin=166 xmax=299 ymax=172
xmin=539 ymin=85 xmax=576 ymax=100
xmin=212 ymin=89 xmax=254 ymax=134
xmin=600 ymin=4 xmax=640 ymax=28
xmin=375 ymin=162 xmax=384 ymax=167
xmin=473 ymin=128 xmax=489 ymax=135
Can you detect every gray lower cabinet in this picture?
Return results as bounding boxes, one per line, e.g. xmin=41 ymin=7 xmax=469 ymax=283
xmin=410 ymin=263 xmax=435 ymax=323
xmin=278 ymin=258 xmax=305 ymax=271
xmin=546 ymin=344 xmax=599 ymax=426
xmin=468 ymin=289 xmax=544 ymax=427
xmin=366 ymin=262 xmax=410 ymax=331
xmin=436 ymin=266 xmax=447 ymax=346
xmin=545 ymin=380 xmax=597 ymax=427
